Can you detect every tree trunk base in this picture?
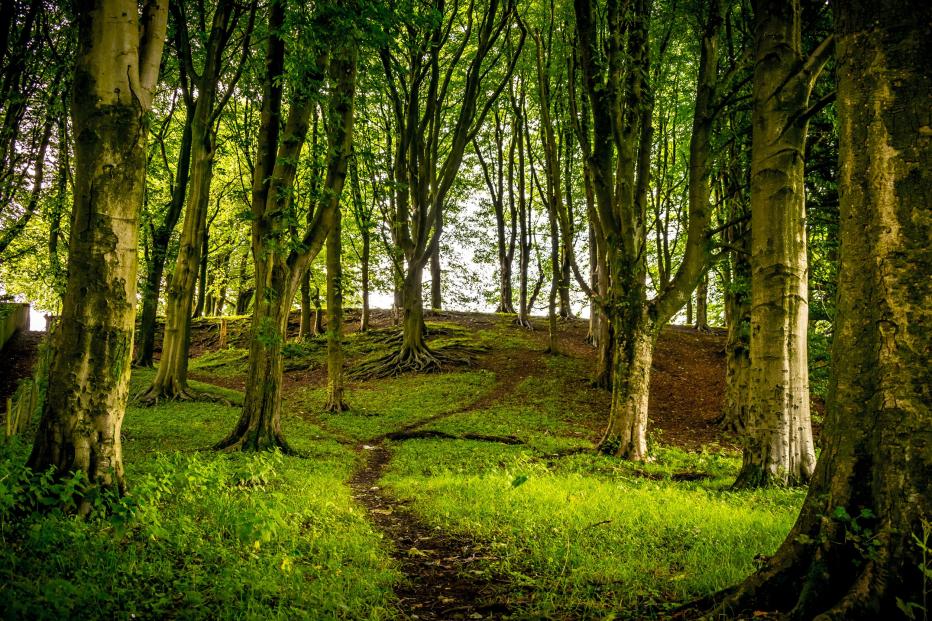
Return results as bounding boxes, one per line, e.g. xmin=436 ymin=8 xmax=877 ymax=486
xmin=513 ymin=316 xmax=533 ymax=330
xmin=324 ymin=397 xmax=349 ymax=413
xmin=682 ymin=524 xmax=900 ymax=621
xmin=135 ymin=381 xmax=229 ymax=407
xmin=213 ymin=428 xmax=294 ymax=454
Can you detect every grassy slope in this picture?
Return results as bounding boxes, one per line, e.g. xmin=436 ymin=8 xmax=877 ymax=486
xmin=1 ymin=314 xmax=804 ymax=619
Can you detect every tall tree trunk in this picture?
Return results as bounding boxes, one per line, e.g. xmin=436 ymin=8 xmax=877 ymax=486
xmin=27 ymin=0 xmax=166 ymax=508
xmin=360 ymin=234 xmax=370 ymax=332
xmin=193 ymin=226 xmax=209 ymax=318
xmin=704 ymin=0 xmax=931 ymax=614
xmin=514 ymin=88 xmax=531 ymax=328
xmin=217 ymin=4 xmax=357 ymax=450
xmin=324 ymin=208 xmax=347 ymax=411
xmin=733 ymin=0 xmax=828 ymax=488
xmin=137 ymin=113 xmax=191 ymax=361
xmin=721 ymin=224 xmax=751 ymax=434
xmin=138 ymin=0 xmax=246 ymax=403
xmin=140 ymin=113 xmax=218 ymax=401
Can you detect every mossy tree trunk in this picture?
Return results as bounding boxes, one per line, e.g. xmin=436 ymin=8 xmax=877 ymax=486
xmin=27 ymin=0 xmax=166 ymax=508
xmin=733 ymin=0 xmax=832 ymax=488
xmin=139 ymin=0 xmax=254 ymax=403
xmin=134 ymin=102 xmax=191 ymax=367
xmin=216 ymin=1 xmax=357 ymax=451
xmin=575 ymin=0 xmax=721 ymax=459
xmin=703 ymin=0 xmax=931 ymax=615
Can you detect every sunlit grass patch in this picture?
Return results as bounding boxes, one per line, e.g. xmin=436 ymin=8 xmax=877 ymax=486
xmin=384 ymin=438 xmax=804 ymax=618
xmin=288 ymin=370 xmax=496 ymax=441
xmin=189 ymin=347 xmax=250 ymax=377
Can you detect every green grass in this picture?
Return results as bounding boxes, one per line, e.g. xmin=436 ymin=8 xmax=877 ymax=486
xmin=383 ymin=439 xmax=804 ymax=618
xmin=1 ymin=317 xmax=807 ymax=620
xmin=1 ymin=373 xmax=400 ymax=621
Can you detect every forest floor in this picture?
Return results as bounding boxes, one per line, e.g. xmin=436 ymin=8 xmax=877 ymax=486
xmin=0 ymin=311 xmax=807 ymax=620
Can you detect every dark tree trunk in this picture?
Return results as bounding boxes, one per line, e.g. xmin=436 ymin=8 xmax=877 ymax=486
xmin=694 ymin=273 xmax=709 ymax=330
xmin=299 ymin=270 xmax=313 ymax=339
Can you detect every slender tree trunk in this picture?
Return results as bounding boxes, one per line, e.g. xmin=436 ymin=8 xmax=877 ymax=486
xmin=324 ymin=209 xmax=347 ymax=411
xmin=694 ymin=273 xmax=709 ymax=330
xmin=299 ymin=270 xmax=313 ymax=339
xmin=704 ymin=1 xmax=931 ymax=614
xmin=734 ymin=0 xmax=824 ymax=488
xmin=429 ymin=209 xmax=442 ymax=312
xmin=135 ymin=109 xmax=194 ymax=367
xmin=360 ymin=233 xmax=370 ymax=332
xmin=312 ymin=285 xmax=324 ymax=335
xmin=193 ymin=226 xmax=209 ymax=318
xmin=140 ymin=114 xmax=218 ymax=401
xmin=721 ymin=228 xmax=751 ymax=434
xmin=27 ymin=0 xmax=166 ymax=508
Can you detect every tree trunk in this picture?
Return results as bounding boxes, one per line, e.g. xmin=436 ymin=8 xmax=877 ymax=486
xmin=734 ymin=0 xmax=824 ymax=488
xmin=599 ymin=305 xmax=655 ymax=460
xmin=135 ymin=108 xmax=194 ymax=367
xmin=192 ymin=226 xmax=209 ymax=318
xmin=216 ymin=261 xmax=293 ymax=452
xmin=139 ymin=113 xmax=218 ymax=402
xmin=703 ymin=1 xmax=931 ymax=615
xmin=721 ymin=228 xmax=750 ymax=434
xmin=27 ymin=0 xmax=166 ymax=508
xmin=360 ymin=233 xmax=370 ymax=332
xmin=694 ymin=273 xmax=709 ymax=330
xmin=324 ymin=209 xmax=347 ymax=411
xmin=299 ymin=270 xmax=313 ymax=339
xmin=429 ymin=208 xmax=442 ymax=312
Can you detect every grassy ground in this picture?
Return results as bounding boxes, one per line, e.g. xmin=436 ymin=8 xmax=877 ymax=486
xmin=0 ymin=314 xmax=805 ymax=619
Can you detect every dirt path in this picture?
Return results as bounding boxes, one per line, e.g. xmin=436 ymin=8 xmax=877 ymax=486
xmin=349 ymin=445 xmax=514 ymax=620
xmin=346 ymin=350 xmax=543 ymax=620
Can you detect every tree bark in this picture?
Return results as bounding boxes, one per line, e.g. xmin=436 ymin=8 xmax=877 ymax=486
xmin=694 ymin=273 xmax=709 ymax=330
xmin=139 ymin=0 xmax=248 ymax=402
xmin=324 ymin=208 xmax=347 ymax=411
xmin=701 ymin=1 xmax=931 ymax=615
xmin=27 ymin=0 xmax=166 ymax=508
xmin=216 ymin=2 xmax=356 ymax=451
xmin=733 ymin=0 xmax=828 ymax=488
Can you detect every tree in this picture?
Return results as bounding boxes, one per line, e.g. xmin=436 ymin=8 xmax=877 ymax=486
xmin=26 ymin=0 xmax=167 ymax=509
xmin=358 ymin=0 xmax=523 ymax=377
xmin=697 ymin=0 xmax=931 ymax=615
xmin=324 ymin=208 xmax=348 ymax=412
xmin=139 ymin=0 xmax=256 ymax=401
xmin=732 ymin=0 xmax=832 ymax=488
xmin=574 ymin=0 xmax=722 ymax=459
xmin=215 ymin=0 xmax=357 ymax=452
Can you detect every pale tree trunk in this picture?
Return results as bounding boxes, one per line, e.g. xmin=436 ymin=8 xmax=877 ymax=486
xmin=733 ymin=0 xmax=830 ymax=488
xmin=703 ymin=1 xmax=931 ymax=615
xmin=324 ymin=208 xmax=347 ymax=411
xmin=27 ymin=0 xmax=166 ymax=508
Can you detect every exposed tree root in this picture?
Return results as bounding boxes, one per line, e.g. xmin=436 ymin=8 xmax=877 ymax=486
xmin=213 ymin=429 xmax=295 ymax=454
xmin=513 ymin=316 xmax=533 ymax=329
xmin=349 ymin=342 xmax=487 ymax=380
xmin=323 ymin=398 xmax=349 ymax=413
xmin=134 ymin=383 xmax=232 ymax=407
xmin=383 ymin=429 xmax=524 ymax=445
